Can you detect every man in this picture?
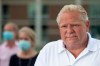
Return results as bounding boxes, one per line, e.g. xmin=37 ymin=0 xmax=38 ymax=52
xmin=0 ymin=22 xmax=19 ymax=66
xmin=34 ymin=4 xmax=100 ymax=66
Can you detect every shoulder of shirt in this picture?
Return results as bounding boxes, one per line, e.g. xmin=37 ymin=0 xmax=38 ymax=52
xmin=40 ymin=39 xmax=63 ymax=52
xmin=0 ymin=43 xmax=6 ymax=51
xmin=91 ymin=37 xmax=100 ymax=50
xmin=0 ymin=42 xmax=6 ymax=48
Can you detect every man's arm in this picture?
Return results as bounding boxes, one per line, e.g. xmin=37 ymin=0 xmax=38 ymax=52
xmin=34 ymin=45 xmax=49 ymax=66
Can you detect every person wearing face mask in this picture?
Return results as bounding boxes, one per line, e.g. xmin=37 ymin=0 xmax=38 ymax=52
xmin=9 ymin=27 xmax=38 ymax=66
xmin=0 ymin=22 xmax=19 ymax=66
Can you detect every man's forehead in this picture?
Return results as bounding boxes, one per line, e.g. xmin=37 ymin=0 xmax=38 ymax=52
xmin=4 ymin=25 xmax=14 ymax=30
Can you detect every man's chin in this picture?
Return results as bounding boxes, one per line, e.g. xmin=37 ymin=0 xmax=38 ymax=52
xmin=66 ymin=40 xmax=78 ymax=45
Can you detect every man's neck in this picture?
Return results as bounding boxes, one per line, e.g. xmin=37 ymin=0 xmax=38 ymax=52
xmin=65 ymin=37 xmax=89 ymax=58
xmin=6 ymin=40 xmax=16 ymax=48
xmin=67 ymin=46 xmax=86 ymax=58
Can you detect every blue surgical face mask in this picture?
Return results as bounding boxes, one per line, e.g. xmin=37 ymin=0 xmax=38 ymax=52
xmin=3 ymin=31 xmax=14 ymax=41
xmin=18 ymin=40 xmax=31 ymax=51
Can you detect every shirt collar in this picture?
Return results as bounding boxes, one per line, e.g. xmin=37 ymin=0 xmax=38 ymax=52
xmin=58 ymin=40 xmax=66 ymax=53
xmin=58 ymin=33 xmax=98 ymax=54
xmin=4 ymin=41 xmax=18 ymax=48
xmin=86 ymin=33 xmax=98 ymax=52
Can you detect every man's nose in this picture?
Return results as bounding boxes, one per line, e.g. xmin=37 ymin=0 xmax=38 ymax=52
xmin=66 ymin=25 xmax=74 ymax=34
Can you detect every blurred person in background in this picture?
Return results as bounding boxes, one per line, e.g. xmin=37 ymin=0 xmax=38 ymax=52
xmin=0 ymin=22 xmax=19 ymax=66
xmin=34 ymin=4 xmax=100 ymax=66
xmin=9 ymin=27 xmax=38 ymax=66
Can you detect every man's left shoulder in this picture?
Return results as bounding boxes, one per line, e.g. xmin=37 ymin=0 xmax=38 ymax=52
xmin=92 ymin=38 xmax=100 ymax=48
xmin=93 ymin=38 xmax=100 ymax=43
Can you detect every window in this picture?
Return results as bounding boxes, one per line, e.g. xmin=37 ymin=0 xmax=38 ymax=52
xmin=2 ymin=5 xmax=9 ymax=20
xmin=88 ymin=4 xmax=100 ymax=39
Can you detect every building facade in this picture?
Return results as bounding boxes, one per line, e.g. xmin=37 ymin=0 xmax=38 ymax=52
xmin=1 ymin=0 xmax=100 ymax=47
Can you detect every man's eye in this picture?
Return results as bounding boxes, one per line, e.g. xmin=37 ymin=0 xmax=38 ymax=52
xmin=61 ymin=25 xmax=67 ymax=28
xmin=73 ymin=25 xmax=80 ymax=27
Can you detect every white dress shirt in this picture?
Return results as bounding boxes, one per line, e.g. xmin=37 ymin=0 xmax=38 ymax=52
xmin=34 ymin=33 xmax=100 ymax=66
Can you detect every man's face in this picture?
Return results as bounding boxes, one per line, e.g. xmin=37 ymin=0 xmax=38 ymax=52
xmin=4 ymin=24 xmax=16 ymax=40
xmin=59 ymin=11 xmax=90 ymax=47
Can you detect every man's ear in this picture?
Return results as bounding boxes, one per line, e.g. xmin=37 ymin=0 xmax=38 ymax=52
xmin=86 ymin=20 xmax=90 ymax=32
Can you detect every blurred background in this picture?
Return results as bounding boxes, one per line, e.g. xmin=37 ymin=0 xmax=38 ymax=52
xmin=0 ymin=0 xmax=100 ymax=50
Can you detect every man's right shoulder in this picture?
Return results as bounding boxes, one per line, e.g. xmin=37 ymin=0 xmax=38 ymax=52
xmin=0 ymin=43 xmax=6 ymax=48
xmin=45 ymin=39 xmax=62 ymax=47
xmin=40 ymin=39 xmax=63 ymax=53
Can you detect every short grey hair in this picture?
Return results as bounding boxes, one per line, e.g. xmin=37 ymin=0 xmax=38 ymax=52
xmin=56 ymin=4 xmax=89 ymax=24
